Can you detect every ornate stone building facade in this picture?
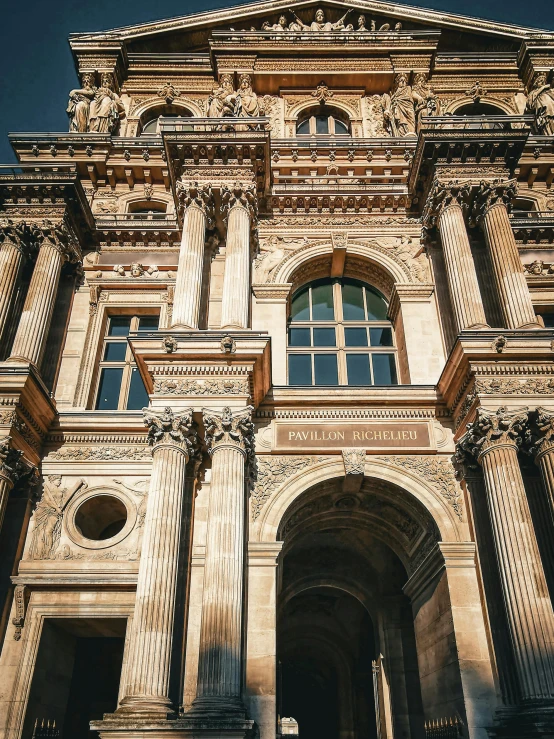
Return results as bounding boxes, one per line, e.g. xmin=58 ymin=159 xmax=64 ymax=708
xmin=0 ymin=2 xmax=554 ymax=738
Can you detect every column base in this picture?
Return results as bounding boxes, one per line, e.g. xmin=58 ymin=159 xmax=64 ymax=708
xmin=91 ymin=715 xmax=255 ymax=739
xmin=188 ymin=695 xmax=248 ymax=719
xmin=488 ymin=703 xmax=554 ymax=738
xmin=115 ymin=694 xmax=176 ymax=720
xmin=515 ymin=321 xmax=544 ymax=329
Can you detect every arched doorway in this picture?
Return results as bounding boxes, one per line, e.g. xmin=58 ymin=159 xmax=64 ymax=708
xmin=276 ymin=475 xmax=438 ymax=739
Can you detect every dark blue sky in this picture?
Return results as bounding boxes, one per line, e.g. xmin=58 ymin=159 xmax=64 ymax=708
xmin=1 ymin=0 xmax=553 ymax=163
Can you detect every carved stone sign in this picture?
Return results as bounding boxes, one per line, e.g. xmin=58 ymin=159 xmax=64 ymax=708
xmin=275 ymin=422 xmax=432 ymax=450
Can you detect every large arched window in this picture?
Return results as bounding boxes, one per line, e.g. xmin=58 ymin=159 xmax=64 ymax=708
xmin=140 ymin=106 xmax=194 ymax=135
xmin=451 ymin=102 xmax=507 ymax=130
xmin=288 ymin=278 xmax=397 ymax=386
xmin=296 ymin=106 xmax=350 ymax=136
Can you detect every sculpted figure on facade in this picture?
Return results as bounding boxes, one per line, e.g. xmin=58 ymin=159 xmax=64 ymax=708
xmin=289 ymin=7 xmax=353 ymax=32
xmin=412 ymin=73 xmax=441 ymax=125
xmin=526 ymin=71 xmax=554 ymax=135
xmin=253 ymin=235 xmax=307 ymax=282
xmin=67 ymin=73 xmax=96 ymax=133
xmin=89 ymin=73 xmax=125 ymax=133
xmin=235 ymin=74 xmax=260 ymax=118
xmin=207 ymin=73 xmax=235 ymax=118
xmin=382 ymin=74 xmax=418 ymax=136
xmin=29 ymin=476 xmax=87 ymax=559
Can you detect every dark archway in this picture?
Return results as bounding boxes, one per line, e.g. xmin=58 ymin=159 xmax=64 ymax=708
xmin=277 ymin=476 xmax=435 ymax=739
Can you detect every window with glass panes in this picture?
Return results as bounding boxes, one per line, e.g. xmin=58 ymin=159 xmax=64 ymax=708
xmin=288 ymin=278 xmax=398 ymax=386
xmin=94 ymin=314 xmax=159 ymax=410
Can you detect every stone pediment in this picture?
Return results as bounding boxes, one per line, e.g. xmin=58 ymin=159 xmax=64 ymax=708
xmin=69 ymin=0 xmax=550 ymax=52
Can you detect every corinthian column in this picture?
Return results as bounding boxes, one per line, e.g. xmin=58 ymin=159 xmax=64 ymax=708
xmin=118 ymin=407 xmax=198 ymax=716
xmin=423 ymin=180 xmax=488 ymax=331
xmin=459 ymin=407 xmax=554 ymax=700
xmin=473 ymin=180 xmax=539 ymax=329
xmin=191 ymin=405 xmax=254 ymax=717
xmin=528 ymin=407 xmax=554 ymax=527
xmin=8 ymin=219 xmax=81 ymax=367
xmin=0 ymin=436 xmax=24 ymax=532
xmin=0 ymin=219 xmax=31 ymax=345
xmin=220 ymin=183 xmax=257 ymax=330
xmin=172 ymin=182 xmax=213 ymax=329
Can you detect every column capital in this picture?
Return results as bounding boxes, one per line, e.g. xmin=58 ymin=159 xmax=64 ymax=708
xmin=0 ymin=218 xmax=32 ymax=258
xmin=203 ymin=405 xmax=255 ymax=462
xmin=422 ymin=178 xmax=471 ymax=230
xmin=220 ymin=181 xmax=258 ymax=226
xmin=30 ymin=218 xmax=81 ymax=263
xmin=471 ymin=178 xmax=518 ymax=225
xmin=526 ymin=407 xmax=554 ymax=461
xmin=143 ymin=406 xmax=199 ymax=459
xmin=0 ymin=436 xmax=26 ymax=487
xmin=458 ymin=405 xmax=528 ymax=462
xmin=176 ymin=180 xmax=215 ymax=225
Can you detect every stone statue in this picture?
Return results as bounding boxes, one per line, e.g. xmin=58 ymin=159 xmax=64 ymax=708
xmin=67 ymin=73 xmax=96 ymax=133
xmin=413 ymin=73 xmax=441 ymax=126
xmin=89 ymin=73 xmax=125 ymax=134
xmin=526 ymin=72 xmax=554 ymax=136
xmin=356 ymin=15 xmax=369 ymax=32
xmin=29 ymin=476 xmax=87 ymax=559
xmin=382 ymin=74 xmax=417 ymax=137
xmin=268 ymin=15 xmax=289 ymax=36
xmin=289 ymin=7 xmax=352 ymax=32
xmin=207 ymin=73 xmax=235 ymax=118
xmin=235 ymin=74 xmax=260 ymax=117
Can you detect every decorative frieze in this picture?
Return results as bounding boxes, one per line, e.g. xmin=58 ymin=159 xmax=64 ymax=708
xmin=47 ymin=446 xmax=151 ymax=461
xmin=154 ymin=377 xmax=250 ymax=396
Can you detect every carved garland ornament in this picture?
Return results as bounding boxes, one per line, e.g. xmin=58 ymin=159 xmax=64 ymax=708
xmin=251 ymin=455 xmax=327 ymax=521
xmin=48 ymin=446 xmax=151 ymax=461
xmin=374 ymin=455 xmax=463 ymax=520
xmin=154 ymin=378 xmax=249 ymax=396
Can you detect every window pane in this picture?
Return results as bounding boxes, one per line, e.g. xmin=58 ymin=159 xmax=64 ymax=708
xmin=369 ymin=327 xmax=393 ymax=347
xmin=108 ymin=316 xmax=132 ymax=337
xmin=365 ymin=288 xmax=388 ymax=320
xmin=126 ymin=367 xmax=149 ymax=410
xmin=297 ymin=119 xmax=310 ymax=135
xmin=291 ymin=288 xmax=310 ymax=321
xmin=138 ymin=316 xmax=160 ymax=331
xmin=334 ymin=118 xmax=349 ymax=134
xmin=311 ymin=283 xmax=334 ymax=320
xmin=346 ymin=354 xmax=371 ymax=385
xmin=316 ymin=115 xmax=329 ymax=134
xmin=103 ymin=342 xmax=127 ymax=361
xmin=372 ymin=354 xmax=397 ymax=385
xmin=314 ymin=354 xmax=338 ymax=385
xmin=313 ymin=327 xmax=336 ymax=347
xmin=95 ymin=368 xmax=123 ymax=410
xmin=289 ymin=354 xmax=312 ymax=385
xmin=542 ymin=313 xmax=554 ymax=328
xmin=342 ymin=283 xmax=365 ymax=320
xmin=289 ymin=327 xmax=311 ymax=347
xmin=345 ymin=327 xmax=368 ymax=347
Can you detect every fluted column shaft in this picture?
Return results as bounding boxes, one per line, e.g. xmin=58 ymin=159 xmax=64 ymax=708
xmin=475 ymin=181 xmax=538 ymax=329
xmin=172 ymin=183 xmax=213 ymax=329
xmin=192 ymin=406 xmax=254 ymax=717
xmin=461 ymin=408 xmax=554 ymax=701
xmin=0 ymin=223 xmax=28 ymax=345
xmin=9 ymin=222 xmax=77 ymax=367
xmin=530 ymin=408 xmax=554 ymax=534
xmin=437 ymin=203 xmax=488 ymax=331
xmin=220 ymin=184 xmax=256 ymax=330
xmin=119 ymin=408 xmax=197 ymax=715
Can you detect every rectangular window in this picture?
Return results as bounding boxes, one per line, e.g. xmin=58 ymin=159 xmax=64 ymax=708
xmin=372 ymin=353 xmax=397 ymax=385
xmin=94 ymin=314 xmax=159 ymax=410
xmin=289 ymin=354 xmax=312 ymax=385
xmin=314 ymin=354 xmax=338 ymax=385
xmin=346 ymin=354 xmax=371 ymax=385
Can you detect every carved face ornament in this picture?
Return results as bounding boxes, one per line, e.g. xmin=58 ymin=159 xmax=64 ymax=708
xmin=315 ymin=9 xmax=325 ymax=22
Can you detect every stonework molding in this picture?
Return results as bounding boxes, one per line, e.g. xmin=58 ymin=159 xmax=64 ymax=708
xmin=12 ymin=585 xmax=28 ymax=641
xmin=30 ymin=218 xmax=81 ymax=263
xmin=47 ymin=446 xmax=151 ymax=461
xmin=143 ymin=406 xmax=198 ymax=455
xmin=422 ymin=179 xmax=471 ymax=230
xmin=475 ymin=376 xmax=554 ymax=395
xmin=374 ymin=455 xmax=463 ymax=520
xmin=342 ymin=448 xmax=366 ymax=475
xmin=251 ymin=455 xmax=326 ymax=521
xmin=221 ymin=182 xmax=258 ymax=224
xmin=154 ymin=377 xmax=250 ymax=396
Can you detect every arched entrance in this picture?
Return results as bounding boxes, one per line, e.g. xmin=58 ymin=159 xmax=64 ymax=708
xmin=276 ymin=475 xmax=439 ymax=739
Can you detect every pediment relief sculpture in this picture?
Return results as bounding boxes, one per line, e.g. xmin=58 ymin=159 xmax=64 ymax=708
xmin=253 ymin=8 xmax=403 ymax=35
